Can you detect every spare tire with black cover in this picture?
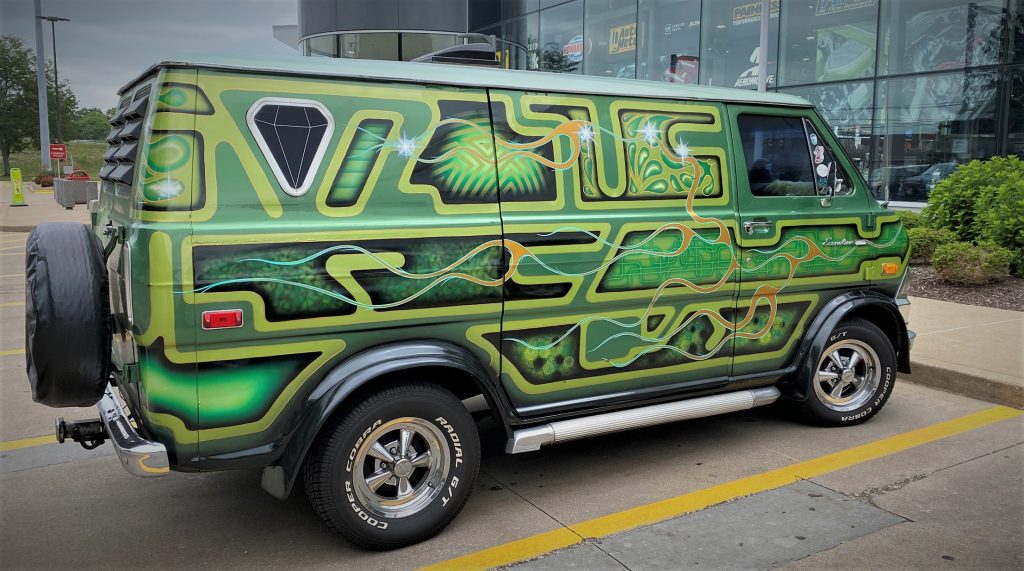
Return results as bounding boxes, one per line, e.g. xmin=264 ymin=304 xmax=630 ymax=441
xmin=25 ymin=222 xmax=111 ymax=408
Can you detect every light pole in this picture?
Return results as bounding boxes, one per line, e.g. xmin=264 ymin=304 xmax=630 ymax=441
xmin=38 ymin=15 xmax=70 ymax=144
xmin=33 ymin=0 xmax=49 ymax=169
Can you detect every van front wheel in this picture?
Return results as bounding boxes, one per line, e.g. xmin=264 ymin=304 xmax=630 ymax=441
xmin=303 ymin=382 xmax=480 ymax=550
xmin=800 ymin=318 xmax=896 ymax=426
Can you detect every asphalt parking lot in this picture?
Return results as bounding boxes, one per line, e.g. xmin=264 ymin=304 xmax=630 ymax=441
xmin=1 ymin=229 xmax=1022 ymax=570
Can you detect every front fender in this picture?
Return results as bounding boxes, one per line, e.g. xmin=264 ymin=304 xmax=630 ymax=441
xmin=784 ymin=290 xmax=910 ymax=402
xmin=260 ymin=340 xmax=507 ymax=499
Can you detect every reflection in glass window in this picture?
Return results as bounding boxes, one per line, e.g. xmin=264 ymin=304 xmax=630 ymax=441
xmin=340 ymin=33 xmax=399 ymax=60
xmin=637 ymin=0 xmax=701 ymax=83
xmin=782 ymin=81 xmax=874 ymax=179
xmin=738 ymin=115 xmax=816 ymax=197
xmin=503 ymin=15 xmax=540 ymax=70
xmin=470 ymin=0 xmax=502 ymax=31
xmin=504 ymin=0 xmax=540 ymax=19
xmin=402 ymin=34 xmax=459 ymax=61
xmin=539 ymin=1 xmax=584 ymax=74
xmin=700 ymin=0 xmax=779 ymax=89
xmin=1009 ymin=70 xmax=1024 ymax=157
xmin=584 ymin=0 xmax=638 ymax=78
xmin=305 ymin=35 xmax=338 ymax=58
xmin=779 ymin=0 xmax=877 ymax=87
xmin=873 ymin=71 xmax=999 ymax=203
xmin=879 ymin=0 xmax=1006 ymax=75
xmin=1015 ymin=0 xmax=1024 ymax=62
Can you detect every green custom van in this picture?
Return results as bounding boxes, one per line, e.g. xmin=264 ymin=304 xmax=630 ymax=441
xmin=25 ymin=55 xmax=913 ymax=549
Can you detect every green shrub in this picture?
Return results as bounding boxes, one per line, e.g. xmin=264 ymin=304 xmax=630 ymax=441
xmin=893 ymin=209 xmax=925 ymax=230
xmin=925 ymin=156 xmax=1024 ymax=275
xmin=932 ymin=241 xmax=1013 ymax=285
xmin=907 ymin=227 xmax=958 ymax=265
xmin=974 ymin=181 xmax=1024 ymax=275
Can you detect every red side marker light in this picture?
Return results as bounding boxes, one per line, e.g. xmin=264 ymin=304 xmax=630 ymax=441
xmin=202 ymin=309 xmax=243 ymax=330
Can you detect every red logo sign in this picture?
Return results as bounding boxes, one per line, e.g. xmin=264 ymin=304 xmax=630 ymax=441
xmin=49 ymin=144 xmax=67 ymax=160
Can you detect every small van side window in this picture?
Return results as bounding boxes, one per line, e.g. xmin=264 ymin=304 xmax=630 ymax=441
xmin=803 ymin=120 xmax=853 ymax=196
xmin=738 ymin=115 xmax=816 ymax=197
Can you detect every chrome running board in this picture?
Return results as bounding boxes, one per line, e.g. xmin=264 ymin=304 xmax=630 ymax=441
xmin=506 ymin=387 xmax=781 ymax=454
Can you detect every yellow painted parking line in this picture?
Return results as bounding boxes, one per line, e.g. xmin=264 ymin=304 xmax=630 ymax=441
xmin=421 ymin=405 xmax=1023 ymax=571
xmin=0 ymin=245 xmax=24 ymax=251
xmin=0 ymin=252 xmax=25 ymax=256
xmin=0 ymin=348 xmax=25 ymax=356
xmin=0 ymin=273 xmax=25 ymax=279
xmin=0 ymin=302 xmax=24 ymax=307
xmin=0 ymin=435 xmax=55 ymax=452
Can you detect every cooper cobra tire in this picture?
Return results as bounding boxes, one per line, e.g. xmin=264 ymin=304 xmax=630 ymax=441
xmin=25 ymin=223 xmax=110 ymax=408
xmin=303 ymin=382 xmax=480 ymax=550
xmin=799 ymin=318 xmax=896 ymax=426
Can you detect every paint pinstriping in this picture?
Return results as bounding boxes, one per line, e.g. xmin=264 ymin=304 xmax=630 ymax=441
xmin=117 ymin=73 xmax=909 ymax=456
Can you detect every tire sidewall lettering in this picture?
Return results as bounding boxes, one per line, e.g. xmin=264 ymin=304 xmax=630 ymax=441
xmin=343 ymin=419 xmax=388 ymax=530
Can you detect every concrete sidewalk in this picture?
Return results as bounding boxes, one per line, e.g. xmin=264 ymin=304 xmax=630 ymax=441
xmin=0 ymin=180 xmax=90 ymax=232
xmin=904 ymin=296 xmax=1023 ymax=408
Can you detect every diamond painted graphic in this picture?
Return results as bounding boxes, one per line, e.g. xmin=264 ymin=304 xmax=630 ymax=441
xmin=250 ymin=101 xmax=332 ymax=194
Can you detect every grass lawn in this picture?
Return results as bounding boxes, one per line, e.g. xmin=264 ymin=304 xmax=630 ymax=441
xmin=1 ymin=141 xmax=106 ymax=181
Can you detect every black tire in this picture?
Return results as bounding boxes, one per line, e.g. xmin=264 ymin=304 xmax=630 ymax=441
xmin=303 ymin=382 xmax=480 ymax=550
xmin=25 ymin=223 xmax=111 ymax=408
xmin=798 ymin=318 xmax=896 ymax=426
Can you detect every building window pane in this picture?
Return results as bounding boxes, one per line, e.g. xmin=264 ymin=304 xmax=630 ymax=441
xmin=540 ymin=1 xmax=584 ymax=74
xmin=779 ymin=0 xmax=878 ymax=87
xmin=471 ymin=0 xmax=502 ymax=31
xmin=781 ymin=81 xmax=874 ymax=180
xmin=1015 ymin=0 xmax=1024 ymax=61
xmin=700 ymin=0 xmax=779 ymax=89
xmin=584 ymin=0 xmax=638 ymax=78
xmin=504 ymin=0 xmax=540 ymax=19
xmin=879 ymin=0 xmax=1006 ymax=76
xmin=874 ymin=70 xmax=1000 ymax=203
xmin=503 ymin=14 xmax=541 ymax=70
xmin=305 ymin=35 xmax=338 ymax=58
xmin=738 ymin=115 xmax=817 ymax=197
xmin=637 ymin=0 xmax=701 ymax=83
xmin=402 ymin=33 xmax=458 ymax=61
xmin=1009 ymin=69 xmax=1024 ymax=157
xmin=338 ymin=33 xmax=399 ymax=60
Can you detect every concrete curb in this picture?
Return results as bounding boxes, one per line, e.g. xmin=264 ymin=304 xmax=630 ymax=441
xmin=903 ymin=362 xmax=1023 ymax=409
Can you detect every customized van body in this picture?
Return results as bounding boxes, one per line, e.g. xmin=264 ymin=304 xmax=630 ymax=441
xmin=26 ymin=56 xmax=911 ymax=549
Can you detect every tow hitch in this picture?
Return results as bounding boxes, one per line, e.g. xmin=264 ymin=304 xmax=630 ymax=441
xmin=55 ymin=417 xmax=107 ymax=450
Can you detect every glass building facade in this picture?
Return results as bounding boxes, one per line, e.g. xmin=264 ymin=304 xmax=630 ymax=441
xmin=469 ymin=0 xmax=1024 ymax=205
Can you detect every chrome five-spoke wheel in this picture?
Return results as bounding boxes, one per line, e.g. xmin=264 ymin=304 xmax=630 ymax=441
xmin=813 ymin=339 xmax=881 ymax=412
xmin=351 ymin=417 xmax=451 ymax=519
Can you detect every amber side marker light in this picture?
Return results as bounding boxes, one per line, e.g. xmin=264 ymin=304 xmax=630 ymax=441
xmin=202 ymin=309 xmax=243 ymax=329
xmin=881 ymin=263 xmax=899 ymax=276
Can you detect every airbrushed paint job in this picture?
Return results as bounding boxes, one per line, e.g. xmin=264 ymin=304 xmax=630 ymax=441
xmin=96 ymin=65 xmax=909 ymax=471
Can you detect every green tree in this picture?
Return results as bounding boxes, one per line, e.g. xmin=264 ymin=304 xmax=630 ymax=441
xmin=74 ymin=107 xmax=111 ymax=141
xmin=0 ymin=35 xmax=39 ymax=176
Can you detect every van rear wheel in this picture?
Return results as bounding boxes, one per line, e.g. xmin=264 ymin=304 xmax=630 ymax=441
xmin=799 ymin=318 xmax=896 ymax=426
xmin=303 ymin=382 xmax=480 ymax=550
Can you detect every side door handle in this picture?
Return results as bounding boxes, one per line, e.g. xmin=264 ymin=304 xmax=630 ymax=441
xmin=743 ymin=219 xmax=773 ymax=235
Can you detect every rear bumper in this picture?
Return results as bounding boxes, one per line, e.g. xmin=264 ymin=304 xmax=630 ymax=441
xmin=98 ymin=384 xmax=169 ymax=477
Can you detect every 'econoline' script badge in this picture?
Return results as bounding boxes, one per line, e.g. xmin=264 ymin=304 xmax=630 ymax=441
xmin=822 ymin=238 xmax=867 ymax=247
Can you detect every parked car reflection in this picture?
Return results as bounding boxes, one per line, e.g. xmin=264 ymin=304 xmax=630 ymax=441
xmin=895 ymin=162 xmax=959 ymax=202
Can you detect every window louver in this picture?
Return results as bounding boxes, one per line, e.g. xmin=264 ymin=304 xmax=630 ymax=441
xmin=100 ymin=89 xmax=149 ymax=187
